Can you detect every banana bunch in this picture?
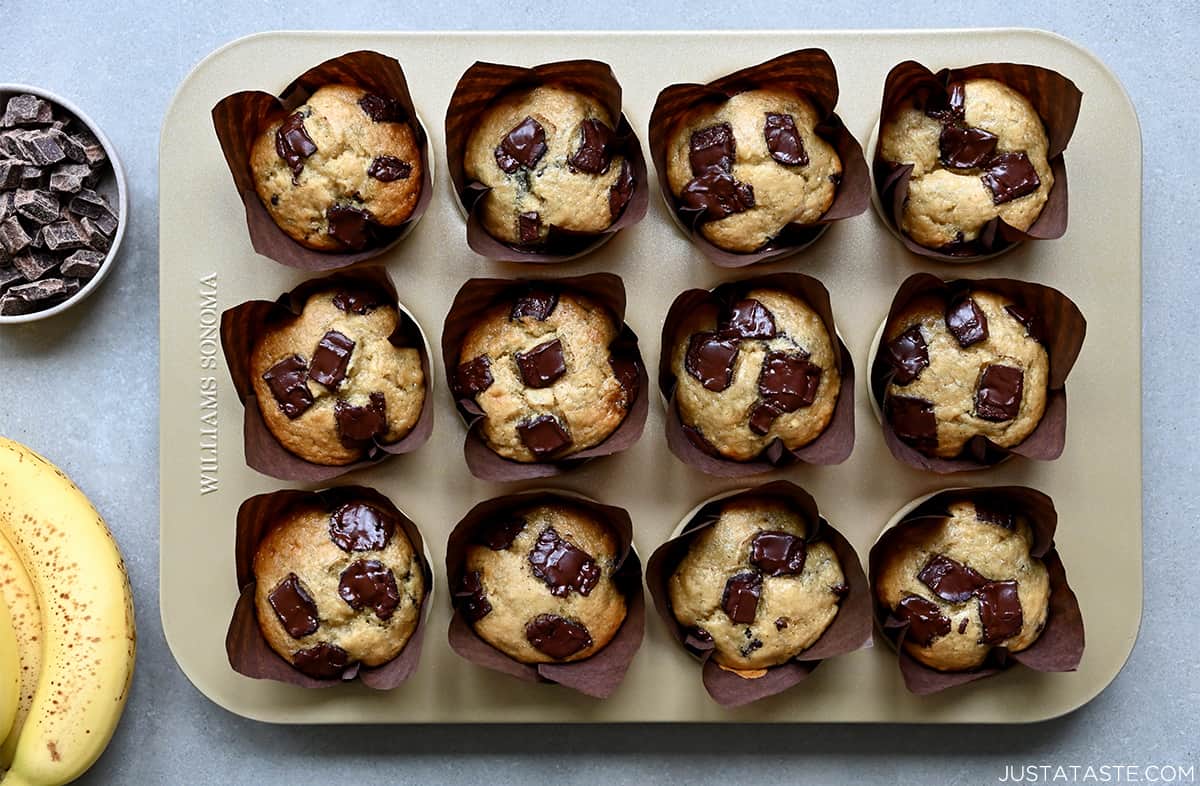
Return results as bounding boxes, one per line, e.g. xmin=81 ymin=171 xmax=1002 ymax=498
xmin=0 ymin=437 xmax=136 ymax=786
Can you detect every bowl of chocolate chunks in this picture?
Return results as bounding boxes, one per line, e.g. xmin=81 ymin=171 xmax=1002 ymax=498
xmin=0 ymin=84 xmax=127 ymax=324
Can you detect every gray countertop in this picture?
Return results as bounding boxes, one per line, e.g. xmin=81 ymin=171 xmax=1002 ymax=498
xmin=1 ymin=2 xmax=1196 ymax=783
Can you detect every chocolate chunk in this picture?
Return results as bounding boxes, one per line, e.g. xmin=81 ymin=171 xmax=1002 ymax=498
xmin=568 ymin=118 xmax=614 ymax=174
xmin=0 ymin=216 xmax=30 ymax=254
xmin=525 ymin=614 xmax=592 ymax=659
xmin=261 ymin=355 xmax=314 ymax=419
xmin=325 ymin=204 xmax=375 ymax=250
xmin=684 ymin=332 xmax=739 ymax=392
xmin=329 ymin=502 xmax=396 ymax=552
xmin=358 ymin=93 xmax=406 ymax=123
xmin=721 ymin=571 xmax=762 ymax=624
xmin=475 ymin=516 xmax=526 ymax=551
xmin=67 ymin=188 xmax=113 ymax=220
xmin=0 ymin=191 xmax=12 ymax=220
xmin=945 ymin=296 xmax=989 ymax=347
xmin=307 ymin=330 xmax=355 ymax=389
xmin=721 ymin=298 xmax=775 ymax=339
xmin=15 ymin=130 xmax=66 ymax=166
xmin=774 ymin=617 xmax=789 ymax=631
xmin=1 ymin=277 xmax=77 ymax=312
xmin=67 ymin=128 xmax=106 ymax=166
xmin=517 ymin=414 xmax=572 ymax=457
xmin=976 ymin=580 xmax=1023 ymax=644
xmin=689 ymin=122 xmax=735 ymax=175
xmin=267 ymin=573 xmax=320 ymax=639
xmin=758 ymin=351 xmax=821 ymax=411
xmin=608 ymin=158 xmax=635 ymax=220
xmin=494 ymin=116 xmax=547 ymax=173
xmin=517 ymin=211 xmax=541 ymax=245
xmin=275 ymin=111 xmax=317 ymax=181
xmin=515 ymin=338 xmax=566 ymax=388
xmin=527 ymin=527 xmax=600 ymax=597
xmin=338 ymin=559 xmax=401 ymax=620
xmin=291 ymin=642 xmax=352 ymax=680
xmin=40 ymin=220 xmax=88 ymax=251
xmin=0 ymin=293 xmax=33 ymax=316
xmin=1004 ymin=304 xmax=1040 ymax=340
xmin=79 ymin=216 xmax=111 ymax=251
xmin=14 ymin=189 xmax=59 ymax=224
xmin=0 ymin=161 xmax=25 ymax=189
xmin=917 ymin=554 xmax=988 ymax=603
xmin=975 ymin=502 xmax=1015 ymax=530
xmin=453 ymin=570 xmax=491 ymax=622
xmin=748 ymin=403 xmax=781 ymax=436
xmin=895 ymin=594 xmax=951 ymax=646
xmin=56 ymin=130 xmax=86 ymax=164
xmin=2 ymin=95 xmax=53 ymax=126
xmin=927 ymin=81 xmax=967 ymax=124
xmin=609 ymin=355 xmax=640 ymax=400
xmin=679 ymin=172 xmax=755 ymax=222
xmin=763 ymin=112 xmax=809 ymax=166
xmin=367 ymin=155 xmax=412 ymax=182
xmin=510 ymin=289 xmax=558 ymax=321
xmin=939 ymin=125 xmax=998 ymax=169
xmin=0 ymin=266 xmax=20 ymax=291
xmin=455 ymin=355 xmax=494 ymax=397
xmin=975 ymin=364 xmax=1024 ymax=422
xmin=885 ymin=325 xmax=929 ymax=384
xmin=958 ymin=617 xmax=969 ymax=634
xmin=48 ymin=163 xmax=95 ymax=194
xmin=12 ymin=249 xmax=57 ymax=281
xmin=886 ymin=395 xmax=938 ymax=452
xmin=982 ymin=152 xmax=1041 ymax=204
xmin=687 ymin=627 xmax=713 ymax=648
xmin=18 ymin=165 xmax=44 ymax=190
xmin=749 ymin=531 xmax=807 ymax=576
xmin=334 ymin=392 xmax=388 ymax=445
xmin=332 ymin=287 xmax=384 ymax=314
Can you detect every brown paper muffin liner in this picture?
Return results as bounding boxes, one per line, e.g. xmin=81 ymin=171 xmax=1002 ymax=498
xmin=659 ymin=273 xmax=854 ymax=477
xmin=872 ymin=60 xmax=1082 ymax=261
xmin=211 ymin=50 xmax=434 ymax=270
xmin=870 ymin=272 xmax=1086 ymax=473
xmin=648 ymin=49 xmax=869 ymax=267
xmin=220 ymin=266 xmax=434 ymax=482
xmin=227 ymin=485 xmax=434 ymax=689
xmin=445 ymin=491 xmax=645 ymax=698
xmin=869 ymin=486 xmax=1084 ymax=695
xmin=444 ymin=60 xmax=649 ymax=263
xmin=441 ymin=273 xmax=647 ymax=481
xmin=646 ymin=481 xmax=872 ymax=707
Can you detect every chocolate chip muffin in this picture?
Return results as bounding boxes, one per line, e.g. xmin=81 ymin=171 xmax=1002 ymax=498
xmin=881 ymin=289 xmax=1048 ymax=458
xmin=873 ymin=499 xmax=1050 ymax=671
xmin=453 ymin=502 xmax=627 ymax=664
xmin=251 ymin=84 xmax=423 ymax=251
xmin=250 ymin=287 xmax=425 ymax=465
xmin=878 ymin=78 xmax=1053 ymax=250
xmin=452 ymin=287 xmax=633 ymax=463
xmin=663 ymin=89 xmax=841 ymax=253
xmin=671 ymin=288 xmax=840 ymax=461
xmin=254 ymin=498 xmax=425 ymax=678
xmin=463 ymin=84 xmax=635 ymax=248
xmin=668 ymin=496 xmax=846 ymax=672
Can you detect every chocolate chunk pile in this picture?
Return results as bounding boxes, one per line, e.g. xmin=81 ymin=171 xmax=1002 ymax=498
xmin=0 ymin=93 xmax=118 ymax=316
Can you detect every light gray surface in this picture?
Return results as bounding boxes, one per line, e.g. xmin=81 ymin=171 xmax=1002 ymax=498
xmin=0 ymin=1 xmax=1195 ymax=783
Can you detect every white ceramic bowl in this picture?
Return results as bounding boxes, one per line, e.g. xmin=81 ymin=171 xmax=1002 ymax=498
xmin=0 ymin=83 xmax=128 ymax=324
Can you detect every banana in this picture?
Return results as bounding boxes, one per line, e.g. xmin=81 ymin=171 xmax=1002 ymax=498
xmin=0 ymin=597 xmax=18 ymax=746
xmin=0 ymin=437 xmax=136 ymax=786
xmin=0 ymin=531 xmax=43 ymax=768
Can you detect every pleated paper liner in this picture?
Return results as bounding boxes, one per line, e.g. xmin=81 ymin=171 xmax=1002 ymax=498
xmin=872 ymin=60 xmax=1082 ymax=262
xmin=869 ymin=486 xmax=1084 ymax=695
xmin=220 ymin=266 xmax=434 ymax=482
xmin=440 ymin=272 xmax=648 ymax=481
xmin=444 ymin=59 xmax=649 ymax=263
xmin=659 ymin=273 xmax=854 ymax=477
xmin=647 ymin=48 xmax=869 ymax=267
xmin=227 ymin=485 xmax=434 ymax=689
xmin=868 ymin=272 xmax=1086 ymax=473
xmin=645 ymin=482 xmax=872 ymax=707
xmin=445 ymin=490 xmax=645 ymax=699
xmin=211 ymin=50 xmax=434 ymax=270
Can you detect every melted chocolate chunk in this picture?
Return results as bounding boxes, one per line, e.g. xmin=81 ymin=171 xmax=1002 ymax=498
xmin=334 ymin=392 xmax=388 ymax=446
xmin=1005 ymin=304 xmax=1040 ymax=341
xmin=885 ymin=325 xmax=929 ymax=385
xmin=262 ymin=355 xmax=313 ymax=419
xmin=329 ymin=502 xmax=395 ymax=552
xmin=747 ymin=403 xmax=781 ymax=436
xmin=689 ymin=122 xmax=736 ymax=175
xmin=568 ymin=118 xmax=614 ymax=174
xmin=453 ymin=570 xmax=491 ymax=622
xmin=982 ymin=152 xmax=1041 ymax=204
xmin=325 ymin=204 xmax=376 ymax=251
xmin=476 ymin=516 xmax=526 ymax=551
xmin=763 ymin=112 xmax=808 ymax=166
xmin=939 ymin=125 xmax=998 ymax=170
xmin=528 ymin=527 xmax=600 ymax=597
xmin=721 ymin=571 xmax=762 ymax=624
xmin=976 ymin=580 xmax=1023 ymax=644
xmin=608 ymin=158 xmax=635 ymax=220
xmin=688 ymin=627 xmax=713 ymax=647
xmin=517 ymin=211 xmax=541 ymax=245
xmin=975 ymin=365 xmax=1024 ymax=422
xmin=338 ymin=559 xmax=401 ymax=620
xmin=275 ymin=112 xmax=317 ymax=181
xmin=945 ymin=296 xmax=989 ymax=347
xmin=896 ymin=594 xmax=951 ymax=647
xmin=886 ymin=395 xmax=938 ymax=452
xmin=525 ymin=614 xmax=592 ymax=659
xmin=510 ymin=289 xmax=558 ymax=321
xmin=958 ymin=617 xmax=969 ymax=634
xmin=291 ymin=642 xmax=352 ymax=679
xmin=679 ymin=172 xmax=755 ymax=222
xmin=758 ymin=351 xmax=822 ymax=412
xmin=609 ymin=355 xmax=640 ymax=400
xmin=917 ymin=554 xmax=988 ymax=603
xmin=367 ymin=155 xmax=412 ymax=182
xmin=749 ymin=531 xmax=807 ymax=576
xmin=455 ymin=355 xmax=494 ymax=397
xmin=721 ymin=298 xmax=776 ymax=339
xmin=927 ymin=81 xmax=967 ymax=123
xmin=684 ymin=332 xmax=739 ymax=392
xmin=774 ymin=617 xmax=789 ymax=631
xmin=517 ymin=414 xmax=572 ymax=457
xmin=332 ymin=287 xmax=384 ymax=314
xmin=358 ymin=93 xmax=405 ymax=123
xmin=975 ymin=502 xmax=1016 ymax=530
xmin=515 ymin=338 xmax=566 ymax=388
xmin=307 ymin=330 xmax=355 ymax=389
xmin=494 ymin=116 xmax=547 ymax=173
xmin=268 ymin=573 xmax=319 ymax=639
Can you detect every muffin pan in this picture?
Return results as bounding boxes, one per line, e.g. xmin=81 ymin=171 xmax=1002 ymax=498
xmin=160 ymin=29 xmax=1141 ymax=723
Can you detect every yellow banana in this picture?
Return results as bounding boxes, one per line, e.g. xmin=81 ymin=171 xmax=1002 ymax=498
xmin=0 ymin=531 xmax=42 ymax=768
xmin=0 ymin=437 xmax=135 ymax=786
xmin=0 ymin=598 xmax=18 ymax=746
